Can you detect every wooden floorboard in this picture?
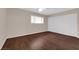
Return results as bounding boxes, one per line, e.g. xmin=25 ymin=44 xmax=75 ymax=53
xmin=2 ymin=31 xmax=79 ymax=50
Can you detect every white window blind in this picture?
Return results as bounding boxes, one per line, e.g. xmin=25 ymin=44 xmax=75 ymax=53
xmin=31 ymin=16 xmax=44 ymax=24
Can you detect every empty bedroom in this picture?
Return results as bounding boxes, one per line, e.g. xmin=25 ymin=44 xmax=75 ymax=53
xmin=0 ymin=8 xmax=79 ymax=50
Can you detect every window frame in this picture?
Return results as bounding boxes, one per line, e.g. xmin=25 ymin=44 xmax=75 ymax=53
xmin=31 ymin=15 xmax=44 ymax=24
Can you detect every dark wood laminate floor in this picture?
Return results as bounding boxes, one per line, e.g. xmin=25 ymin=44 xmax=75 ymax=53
xmin=2 ymin=31 xmax=79 ymax=50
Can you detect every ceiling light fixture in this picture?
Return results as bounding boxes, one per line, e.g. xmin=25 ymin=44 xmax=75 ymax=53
xmin=37 ymin=8 xmax=47 ymax=12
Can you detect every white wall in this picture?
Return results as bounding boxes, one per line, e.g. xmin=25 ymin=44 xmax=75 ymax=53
xmin=0 ymin=9 xmax=7 ymax=49
xmin=7 ymin=9 xmax=48 ymax=38
xmin=48 ymin=13 xmax=78 ymax=37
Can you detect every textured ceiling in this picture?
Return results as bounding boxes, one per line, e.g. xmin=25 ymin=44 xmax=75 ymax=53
xmin=20 ymin=8 xmax=74 ymax=16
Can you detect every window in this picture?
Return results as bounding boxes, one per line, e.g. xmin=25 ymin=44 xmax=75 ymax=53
xmin=31 ymin=16 xmax=44 ymax=24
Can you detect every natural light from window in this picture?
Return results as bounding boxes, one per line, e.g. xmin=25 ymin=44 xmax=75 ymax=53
xmin=31 ymin=16 xmax=44 ymax=24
